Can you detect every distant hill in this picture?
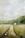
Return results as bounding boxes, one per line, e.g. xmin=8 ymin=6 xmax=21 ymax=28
xmin=16 ymin=16 xmax=25 ymax=24
xmin=0 ymin=16 xmax=25 ymax=24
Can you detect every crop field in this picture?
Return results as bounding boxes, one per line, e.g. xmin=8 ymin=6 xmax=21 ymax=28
xmin=0 ymin=24 xmax=16 ymax=38
xmin=0 ymin=24 xmax=25 ymax=38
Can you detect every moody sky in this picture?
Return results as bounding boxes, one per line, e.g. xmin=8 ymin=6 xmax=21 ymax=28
xmin=0 ymin=0 xmax=25 ymax=20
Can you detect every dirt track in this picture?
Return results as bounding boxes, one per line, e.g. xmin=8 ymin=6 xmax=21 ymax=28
xmin=0 ymin=24 xmax=25 ymax=38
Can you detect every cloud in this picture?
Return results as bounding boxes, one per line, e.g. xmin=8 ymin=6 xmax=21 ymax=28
xmin=0 ymin=0 xmax=25 ymax=19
